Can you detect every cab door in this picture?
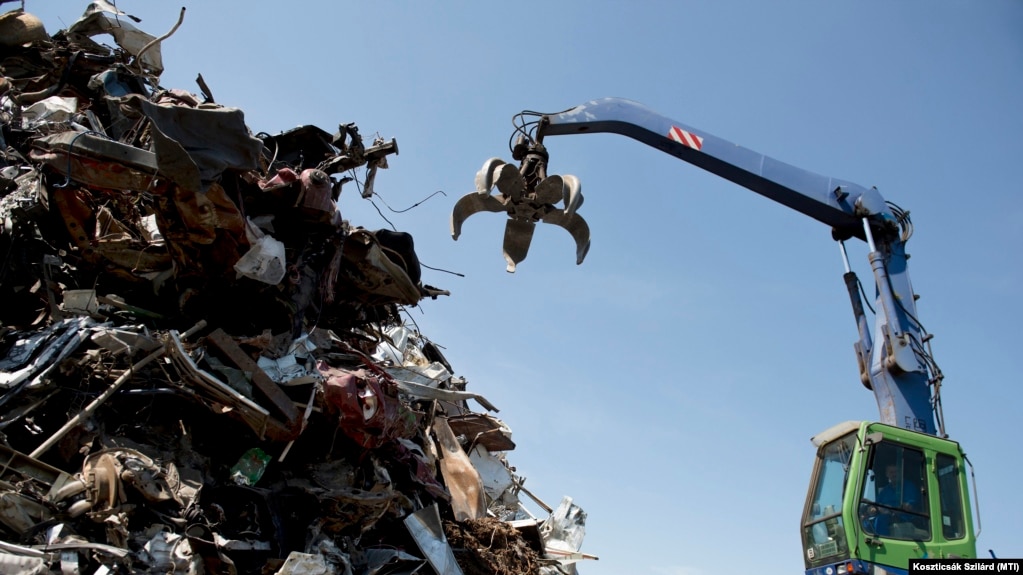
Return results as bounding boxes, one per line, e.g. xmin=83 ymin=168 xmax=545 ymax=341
xmin=853 ymin=424 xmax=976 ymax=566
xmin=928 ymin=448 xmax=976 ymax=558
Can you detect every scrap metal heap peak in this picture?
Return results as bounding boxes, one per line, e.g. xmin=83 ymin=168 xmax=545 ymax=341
xmin=0 ymin=4 xmax=592 ymax=575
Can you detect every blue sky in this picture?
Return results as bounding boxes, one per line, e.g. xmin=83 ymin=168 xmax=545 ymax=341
xmin=26 ymin=1 xmax=1023 ymax=573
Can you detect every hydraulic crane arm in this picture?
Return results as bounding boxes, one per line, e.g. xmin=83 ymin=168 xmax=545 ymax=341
xmin=451 ymin=97 xmax=946 ymax=437
xmin=540 ymin=98 xmax=889 ymax=238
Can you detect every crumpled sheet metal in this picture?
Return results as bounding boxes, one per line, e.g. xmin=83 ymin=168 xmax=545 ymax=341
xmin=354 ymin=548 xmax=422 ymax=575
xmin=383 ymin=362 xmax=451 ymax=389
xmin=447 ymin=413 xmax=515 ymax=452
xmin=274 ymin=552 xmax=332 ymax=575
xmin=392 ymin=376 xmax=499 ymax=413
xmin=393 ymin=438 xmax=450 ymax=501
xmin=164 ymin=181 xmax=248 ymax=253
xmin=0 ymin=492 xmax=52 ymax=535
xmin=0 ymin=10 xmax=48 ymax=47
xmin=29 ymin=131 xmax=159 ymax=191
xmin=19 ymin=97 xmax=78 ymax=129
xmin=89 ymin=325 xmax=162 ymax=356
xmin=0 ymin=316 xmax=96 ymax=389
xmin=66 ymin=1 xmax=164 ymax=74
xmin=371 ymin=324 xmax=450 ymax=371
xmin=0 ymin=552 xmax=49 ymax=575
xmin=469 ymin=446 xmax=518 ymax=508
xmin=541 ymin=496 xmax=595 ymax=572
xmin=50 ymin=191 xmax=173 ymax=274
xmin=139 ymin=530 xmax=202 ymax=575
xmin=404 ymin=505 xmax=464 ymax=575
xmin=123 ymin=95 xmax=264 ymax=193
xmin=0 ymin=169 xmax=44 ymax=219
xmin=336 ymin=230 xmax=423 ymax=306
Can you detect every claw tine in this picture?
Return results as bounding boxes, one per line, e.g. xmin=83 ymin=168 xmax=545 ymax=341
xmin=451 ymin=192 xmax=507 ymax=240
xmin=502 ymin=219 xmax=536 ymax=273
xmin=541 ymin=210 xmax=591 ymax=265
xmin=475 ymin=158 xmax=507 ymax=194
xmin=534 ymin=175 xmax=564 ymax=205
xmin=450 ymin=194 xmax=473 ymax=240
xmin=494 ymin=163 xmax=526 ymax=201
xmin=562 ymin=174 xmax=583 ymax=216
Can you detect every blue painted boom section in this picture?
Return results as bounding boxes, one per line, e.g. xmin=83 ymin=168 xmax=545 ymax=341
xmin=542 ymin=98 xmax=889 ymax=236
xmin=541 ymin=98 xmax=938 ymax=435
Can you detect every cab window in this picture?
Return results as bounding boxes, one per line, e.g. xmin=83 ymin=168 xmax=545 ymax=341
xmin=936 ymin=453 xmax=966 ymax=540
xmin=802 ymin=433 xmax=854 ymax=566
xmin=859 ymin=441 xmax=930 ymax=540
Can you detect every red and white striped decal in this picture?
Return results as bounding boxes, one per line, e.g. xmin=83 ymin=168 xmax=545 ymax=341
xmin=668 ymin=125 xmax=704 ymax=151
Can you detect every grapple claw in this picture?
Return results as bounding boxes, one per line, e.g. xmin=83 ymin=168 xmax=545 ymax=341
xmin=453 ymin=156 xmax=589 ymax=272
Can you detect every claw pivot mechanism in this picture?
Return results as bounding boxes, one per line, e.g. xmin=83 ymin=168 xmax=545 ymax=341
xmin=450 ymin=112 xmax=590 ymax=272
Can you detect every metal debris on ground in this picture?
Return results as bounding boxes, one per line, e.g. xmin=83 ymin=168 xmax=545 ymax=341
xmin=0 ymin=4 xmax=594 ymax=574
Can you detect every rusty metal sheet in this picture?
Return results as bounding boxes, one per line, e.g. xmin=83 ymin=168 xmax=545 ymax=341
xmin=446 ymin=413 xmax=516 ymax=452
xmin=29 ymin=132 xmax=158 ymax=191
xmin=123 ymin=95 xmax=264 ymax=192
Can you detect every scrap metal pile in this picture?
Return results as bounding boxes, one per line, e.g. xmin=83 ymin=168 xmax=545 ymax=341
xmin=0 ymin=4 xmax=590 ymax=574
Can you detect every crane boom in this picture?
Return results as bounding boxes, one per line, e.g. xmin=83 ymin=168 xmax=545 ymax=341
xmin=452 ymin=97 xmax=944 ymax=437
xmin=542 ymin=98 xmax=880 ymax=237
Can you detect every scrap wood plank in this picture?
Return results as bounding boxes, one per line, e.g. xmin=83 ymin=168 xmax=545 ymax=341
xmin=167 ymin=333 xmax=297 ymax=442
xmin=206 ymin=329 xmax=300 ymax=425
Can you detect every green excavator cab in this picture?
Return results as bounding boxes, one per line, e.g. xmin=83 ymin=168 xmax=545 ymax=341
xmin=801 ymin=421 xmax=977 ymax=574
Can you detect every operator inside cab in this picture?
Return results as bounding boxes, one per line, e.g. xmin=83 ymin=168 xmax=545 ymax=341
xmin=859 ymin=443 xmax=930 ymax=540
